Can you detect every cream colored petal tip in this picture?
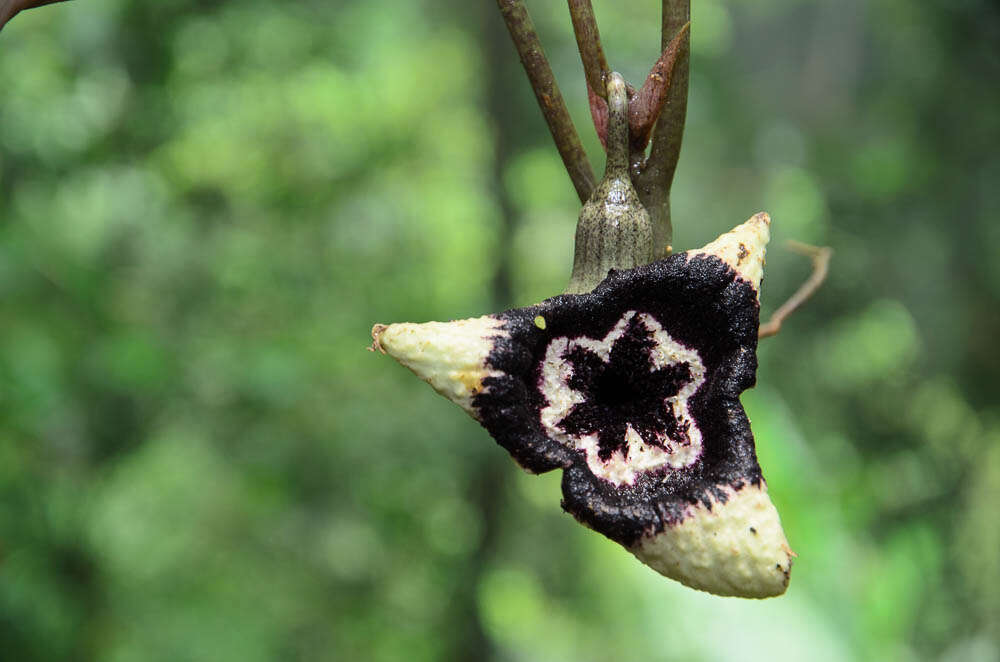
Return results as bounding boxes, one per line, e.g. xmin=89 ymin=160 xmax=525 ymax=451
xmin=686 ymin=212 xmax=771 ymax=295
xmin=371 ymin=316 xmax=507 ymax=415
xmin=630 ymin=483 xmax=794 ymax=598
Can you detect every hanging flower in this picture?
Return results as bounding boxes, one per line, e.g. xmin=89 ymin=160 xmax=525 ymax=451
xmin=373 ymin=214 xmax=795 ymax=598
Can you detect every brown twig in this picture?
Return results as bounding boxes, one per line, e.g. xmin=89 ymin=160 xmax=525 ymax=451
xmin=759 ymin=241 xmax=833 ymax=338
xmin=568 ymin=0 xmax=610 ymax=99
xmin=0 ymin=0 xmax=69 ymax=32
xmin=496 ymin=0 xmax=596 ymax=203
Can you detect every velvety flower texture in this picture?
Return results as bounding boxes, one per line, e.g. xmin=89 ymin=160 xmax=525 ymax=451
xmin=374 ymin=214 xmax=795 ymax=598
xmin=539 ymin=310 xmax=706 ymax=486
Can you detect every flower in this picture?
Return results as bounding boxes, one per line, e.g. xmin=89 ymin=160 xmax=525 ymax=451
xmin=373 ymin=214 xmax=795 ymax=598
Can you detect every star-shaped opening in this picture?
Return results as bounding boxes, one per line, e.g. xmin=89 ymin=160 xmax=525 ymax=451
xmin=539 ymin=311 xmax=706 ymax=485
xmin=559 ymin=313 xmax=694 ymax=460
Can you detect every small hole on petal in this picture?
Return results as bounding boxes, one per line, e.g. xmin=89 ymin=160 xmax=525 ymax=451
xmin=534 ymin=315 xmax=547 ymax=330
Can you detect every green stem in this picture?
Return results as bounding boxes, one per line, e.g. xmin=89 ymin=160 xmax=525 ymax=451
xmin=604 ymin=75 xmax=629 ymax=173
xmin=566 ymin=73 xmax=653 ymax=294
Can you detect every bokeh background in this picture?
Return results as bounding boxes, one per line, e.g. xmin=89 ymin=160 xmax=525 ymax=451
xmin=2 ymin=0 xmax=999 ymax=660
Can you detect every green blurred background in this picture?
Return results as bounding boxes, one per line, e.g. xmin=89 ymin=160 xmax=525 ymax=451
xmin=1 ymin=0 xmax=998 ymax=660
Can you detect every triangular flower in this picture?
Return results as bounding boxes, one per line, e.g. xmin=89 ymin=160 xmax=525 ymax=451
xmin=374 ymin=213 xmax=794 ymax=598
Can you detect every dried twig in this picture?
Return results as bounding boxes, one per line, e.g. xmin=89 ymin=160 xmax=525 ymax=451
xmin=568 ymin=0 xmax=610 ymax=99
xmin=496 ymin=0 xmax=596 ymax=203
xmin=0 ymin=0 xmax=69 ymax=32
xmin=759 ymin=241 xmax=832 ymax=338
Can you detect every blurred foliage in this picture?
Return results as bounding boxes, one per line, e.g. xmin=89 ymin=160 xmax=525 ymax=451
xmin=1 ymin=0 xmax=999 ymax=660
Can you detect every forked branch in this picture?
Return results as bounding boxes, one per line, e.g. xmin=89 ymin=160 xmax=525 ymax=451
xmin=586 ymin=23 xmax=689 ymax=154
xmin=495 ymin=0 xmax=693 ymax=231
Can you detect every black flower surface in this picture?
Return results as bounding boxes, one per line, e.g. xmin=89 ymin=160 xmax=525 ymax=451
xmin=473 ymin=252 xmax=763 ymax=547
xmin=558 ymin=313 xmax=696 ymax=460
xmin=536 ymin=310 xmax=706 ymax=486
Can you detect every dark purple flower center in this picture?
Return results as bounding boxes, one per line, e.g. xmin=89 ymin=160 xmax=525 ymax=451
xmin=557 ymin=315 xmax=694 ymax=461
